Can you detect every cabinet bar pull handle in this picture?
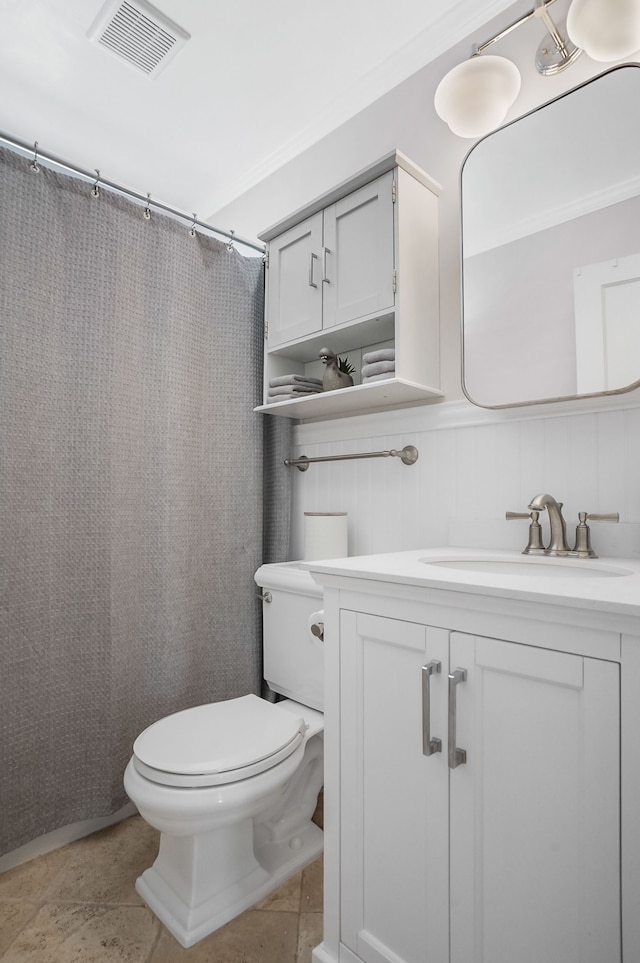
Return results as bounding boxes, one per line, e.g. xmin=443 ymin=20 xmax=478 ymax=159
xmin=448 ymin=668 xmax=467 ymax=769
xmin=322 ymin=246 xmax=331 ymax=283
xmin=309 ymin=252 xmax=318 ymax=288
xmin=422 ymin=661 xmax=442 ymax=756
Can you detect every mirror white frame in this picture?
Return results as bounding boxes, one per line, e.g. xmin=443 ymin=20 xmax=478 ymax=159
xmin=460 ymin=64 xmax=640 ymax=409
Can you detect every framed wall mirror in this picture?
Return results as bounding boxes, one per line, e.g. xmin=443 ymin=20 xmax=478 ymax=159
xmin=460 ymin=64 xmax=640 ymax=409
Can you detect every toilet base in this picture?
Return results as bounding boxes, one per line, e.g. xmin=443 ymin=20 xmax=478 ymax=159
xmin=136 ymin=820 xmax=323 ymax=948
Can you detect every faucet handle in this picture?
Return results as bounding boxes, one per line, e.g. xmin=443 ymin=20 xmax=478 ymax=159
xmin=505 ymin=510 xmax=545 ymax=555
xmin=572 ymin=511 xmax=620 ymax=558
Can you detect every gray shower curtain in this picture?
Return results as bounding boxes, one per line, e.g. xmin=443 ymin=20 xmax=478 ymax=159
xmin=0 ymin=144 xmax=291 ymax=857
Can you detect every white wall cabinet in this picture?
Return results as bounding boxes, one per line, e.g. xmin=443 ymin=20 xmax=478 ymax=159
xmin=265 ymin=173 xmax=394 ymax=347
xmin=256 ymin=151 xmax=443 ymax=421
xmin=310 ymin=566 xmax=631 ymax=963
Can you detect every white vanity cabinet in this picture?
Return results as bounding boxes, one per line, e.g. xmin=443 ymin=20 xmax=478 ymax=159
xmin=308 ymin=551 xmax=640 ymax=963
xmin=338 ymin=612 xmax=619 ymax=963
xmin=256 ymin=151 xmax=443 ymax=420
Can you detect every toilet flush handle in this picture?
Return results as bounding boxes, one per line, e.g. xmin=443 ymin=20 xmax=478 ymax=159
xmin=257 ymin=590 xmax=272 ymax=603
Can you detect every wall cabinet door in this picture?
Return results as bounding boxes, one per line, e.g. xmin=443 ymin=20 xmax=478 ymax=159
xmin=339 ymin=613 xmax=621 ymax=963
xmin=266 ymin=173 xmax=395 ymax=349
xmin=266 ymin=212 xmax=323 ymax=346
xmin=322 ymin=172 xmax=395 ymax=330
xmin=449 ymin=632 xmax=620 ymax=963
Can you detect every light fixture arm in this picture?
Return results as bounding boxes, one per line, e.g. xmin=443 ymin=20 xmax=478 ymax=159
xmin=472 ymin=0 xmax=580 ymax=75
xmin=475 ymin=1 xmax=550 ymax=54
xmin=534 ymin=0 xmax=573 ymax=60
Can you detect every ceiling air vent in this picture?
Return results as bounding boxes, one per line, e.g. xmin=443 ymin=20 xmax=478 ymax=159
xmin=88 ymin=0 xmax=190 ymax=78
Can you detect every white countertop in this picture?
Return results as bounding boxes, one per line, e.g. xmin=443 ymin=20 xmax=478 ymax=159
xmin=304 ymin=547 xmax=640 ymax=619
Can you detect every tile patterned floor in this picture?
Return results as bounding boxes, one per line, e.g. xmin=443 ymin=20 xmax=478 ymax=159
xmin=0 ymin=814 xmax=323 ymax=962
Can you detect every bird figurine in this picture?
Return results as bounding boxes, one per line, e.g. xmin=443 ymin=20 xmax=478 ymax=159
xmin=319 ymin=347 xmax=354 ymax=392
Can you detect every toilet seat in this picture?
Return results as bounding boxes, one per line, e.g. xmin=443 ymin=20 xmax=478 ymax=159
xmin=132 ymin=694 xmax=306 ymax=788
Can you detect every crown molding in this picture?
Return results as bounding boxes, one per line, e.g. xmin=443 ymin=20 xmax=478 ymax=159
xmin=206 ymin=0 xmax=517 ymax=216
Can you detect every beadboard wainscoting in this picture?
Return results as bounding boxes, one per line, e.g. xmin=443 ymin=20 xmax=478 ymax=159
xmin=289 ymin=393 xmax=640 ymax=562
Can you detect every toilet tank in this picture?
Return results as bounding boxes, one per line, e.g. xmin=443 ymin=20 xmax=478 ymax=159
xmin=255 ymin=561 xmax=323 ymax=712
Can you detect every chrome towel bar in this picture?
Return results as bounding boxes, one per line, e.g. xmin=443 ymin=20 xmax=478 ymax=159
xmin=284 ymin=445 xmax=419 ymax=472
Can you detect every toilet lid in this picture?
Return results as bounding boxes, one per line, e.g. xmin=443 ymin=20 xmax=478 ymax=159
xmin=132 ymin=694 xmax=306 ymax=788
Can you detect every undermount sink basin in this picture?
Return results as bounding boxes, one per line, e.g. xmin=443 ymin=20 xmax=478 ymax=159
xmin=420 ymin=556 xmax=632 ymax=579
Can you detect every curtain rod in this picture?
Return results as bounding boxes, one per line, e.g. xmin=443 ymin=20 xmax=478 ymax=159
xmin=0 ymin=130 xmax=265 ymax=255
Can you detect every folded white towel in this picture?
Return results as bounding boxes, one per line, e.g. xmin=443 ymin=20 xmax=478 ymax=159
xmin=268 ymin=383 xmax=322 ymax=396
xmin=362 ymin=348 xmax=395 ymax=365
xmin=362 ymin=371 xmax=395 ymax=384
xmin=361 ymin=360 xmax=396 ymax=378
xmin=269 ymin=374 xmax=323 ymax=388
xmin=267 ymin=393 xmax=299 ymax=403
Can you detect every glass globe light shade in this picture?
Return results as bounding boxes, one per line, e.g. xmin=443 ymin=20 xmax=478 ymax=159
xmin=434 ymin=55 xmax=522 ymax=138
xmin=567 ymin=0 xmax=640 ymax=62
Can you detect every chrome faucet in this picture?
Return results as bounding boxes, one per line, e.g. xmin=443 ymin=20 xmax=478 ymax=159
xmin=527 ymin=493 xmax=570 ymax=556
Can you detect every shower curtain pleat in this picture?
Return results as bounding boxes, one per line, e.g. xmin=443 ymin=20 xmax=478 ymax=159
xmin=0 ymin=144 xmax=292 ymax=856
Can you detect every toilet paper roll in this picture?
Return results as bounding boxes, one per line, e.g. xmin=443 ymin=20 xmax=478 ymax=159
xmin=308 ymin=610 xmax=325 ymax=643
xmin=304 ymin=512 xmax=348 ymax=561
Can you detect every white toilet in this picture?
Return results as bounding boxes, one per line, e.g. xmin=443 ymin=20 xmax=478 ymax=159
xmin=123 ymin=561 xmax=324 ymax=948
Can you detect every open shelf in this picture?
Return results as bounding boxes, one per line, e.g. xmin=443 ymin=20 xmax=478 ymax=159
xmin=255 ymin=377 xmax=443 ymax=422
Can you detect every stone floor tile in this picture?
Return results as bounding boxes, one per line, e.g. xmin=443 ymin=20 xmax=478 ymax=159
xmin=296 ymin=912 xmax=324 ymax=963
xmin=0 ymin=848 xmax=71 ymax=902
xmin=300 ymin=857 xmax=323 ymax=913
xmin=150 ymin=908 xmax=299 ymax=963
xmin=1 ymin=903 xmax=159 ymax=963
xmin=0 ymin=815 xmax=324 ymax=962
xmin=46 ymin=816 xmax=159 ymax=905
xmin=0 ymin=902 xmax=39 ymax=956
xmin=255 ymin=870 xmax=302 ymax=912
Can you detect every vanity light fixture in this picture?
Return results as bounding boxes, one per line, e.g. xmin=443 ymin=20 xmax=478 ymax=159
xmin=567 ymin=0 xmax=640 ymax=62
xmin=435 ymin=0 xmax=640 ymax=138
xmin=434 ymin=53 xmax=522 ymax=138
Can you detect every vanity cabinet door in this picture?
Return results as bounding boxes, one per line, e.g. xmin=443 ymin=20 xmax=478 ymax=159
xmin=339 ymin=610 xmax=449 ymax=963
xmin=449 ymin=633 xmax=621 ymax=963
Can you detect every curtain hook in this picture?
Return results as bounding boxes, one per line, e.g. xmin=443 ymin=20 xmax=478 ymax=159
xmin=91 ymin=169 xmax=100 ymax=198
xmin=226 ymin=229 xmax=235 ymax=253
xmin=189 ymin=213 xmax=198 ymax=237
xmin=30 ymin=141 xmax=40 ymax=173
xmin=143 ymin=193 xmax=152 ymax=219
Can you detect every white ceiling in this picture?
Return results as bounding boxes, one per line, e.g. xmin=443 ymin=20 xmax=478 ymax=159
xmin=0 ymin=0 xmax=515 ymax=234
